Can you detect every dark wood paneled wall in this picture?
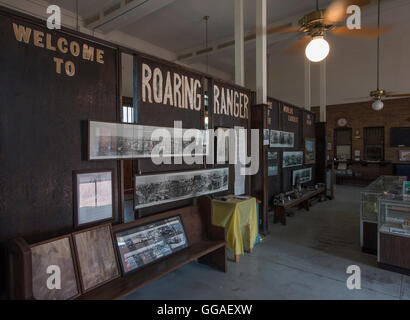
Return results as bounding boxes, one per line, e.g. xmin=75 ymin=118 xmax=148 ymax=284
xmin=0 ymin=11 xmax=119 ymax=244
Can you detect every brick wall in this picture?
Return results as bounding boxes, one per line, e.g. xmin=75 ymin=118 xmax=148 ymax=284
xmin=312 ymin=98 xmax=410 ymax=163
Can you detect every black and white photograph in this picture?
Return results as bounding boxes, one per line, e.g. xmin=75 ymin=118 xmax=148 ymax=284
xmin=134 ymin=168 xmax=229 ymax=209
xmin=263 ymin=129 xmax=270 ymax=145
xmin=115 ymin=216 xmax=188 ymax=274
xmin=269 ymin=130 xmax=294 ymax=148
xmin=292 ymin=168 xmax=312 ymax=185
xmin=74 ymin=169 xmax=114 ymax=228
xmin=89 ymin=120 xmax=208 ymax=160
xmin=283 ymin=151 xmax=303 ymax=168
xmin=267 ymin=151 xmax=278 ymax=162
xmin=268 ymin=165 xmax=278 ymax=176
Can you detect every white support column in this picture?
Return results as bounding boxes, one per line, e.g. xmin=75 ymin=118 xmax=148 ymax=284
xmin=320 ymin=60 xmax=327 ymax=122
xmin=256 ymin=0 xmax=267 ymax=105
xmin=234 ymin=0 xmax=245 ymax=86
xmin=304 ymin=57 xmax=311 ymax=111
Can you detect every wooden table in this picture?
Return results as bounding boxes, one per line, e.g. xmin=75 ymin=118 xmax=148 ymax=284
xmin=273 ymin=187 xmax=326 ymax=226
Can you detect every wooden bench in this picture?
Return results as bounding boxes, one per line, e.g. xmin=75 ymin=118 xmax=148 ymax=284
xmin=273 ymin=187 xmax=326 ymax=226
xmin=6 ymin=196 xmax=226 ymax=300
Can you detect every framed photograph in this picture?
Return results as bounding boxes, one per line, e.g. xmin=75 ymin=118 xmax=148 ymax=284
xmin=270 ymin=130 xmax=294 ymax=148
xmin=72 ymin=224 xmax=120 ymax=293
xmin=304 ymin=138 xmax=316 ymax=164
xmin=88 ymin=120 xmax=207 ymax=160
xmin=73 ymin=169 xmax=114 ymax=228
xmin=403 ymin=181 xmax=410 ymax=200
xmin=263 ymin=129 xmax=270 ymax=146
xmin=399 ymin=150 xmax=410 ymax=162
xmin=268 ymin=165 xmax=278 ymax=176
xmin=30 ymin=235 xmax=80 ymax=300
xmin=134 ymin=168 xmax=229 ymax=210
xmin=267 ymin=151 xmax=278 ymax=163
xmin=283 ymin=151 xmax=303 ymax=168
xmin=114 ymin=215 xmax=189 ymax=275
xmin=292 ymin=167 xmax=312 ymax=186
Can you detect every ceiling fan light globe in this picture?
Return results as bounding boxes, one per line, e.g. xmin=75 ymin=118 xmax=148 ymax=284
xmin=305 ymin=36 xmax=330 ymax=62
xmin=372 ymin=99 xmax=384 ymax=111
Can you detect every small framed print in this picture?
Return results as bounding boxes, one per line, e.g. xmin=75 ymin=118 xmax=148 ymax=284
xmin=399 ymin=150 xmax=410 ymax=162
xmin=72 ymin=223 xmax=120 ymax=293
xmin=73 ymin=169 xmax=114 ymax=228
xmin=304 ymin=138 xmax=316 ymax=164
xmin=30 ymin=235 xmax=80 ymax=300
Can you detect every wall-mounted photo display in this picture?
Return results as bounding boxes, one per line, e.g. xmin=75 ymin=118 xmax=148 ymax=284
xmin=74 ymin=169 xmax=114 ymax=228
xmin=270 ymin=130 xmax=294 ymax=148
xmin=399 ymin=150 xmax=410 ymax=162
xmin=89 ymin=120 xmax=208 ymax=160
xmin=30 ymin=235 xmax=80 ymax=300
xmin=263 ymin=129 xmax=270 ymax=146
xmin=292 ymin=167 xmax=312 ymax=186
xmin=283 ymin=151 xmax=303 ymax=168
xmin=134 ymin=168 xmax=229 ymax=210
xmin=304 ymin=138 xmax=316 ymax=164
xmin=268 ymin=166 xmax=278 ymax=176
xmin=114 ymin=215 xmax=189 ymax=275
xmin=72 ymin=224 xmax=120 ymax=293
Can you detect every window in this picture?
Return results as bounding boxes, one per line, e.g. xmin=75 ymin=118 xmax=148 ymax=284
xmin=364 ymin=127 xmax=384 ymax=161
xmin=334 ymin=128 xmax=352 ymax=160
xmin=122 ymin=97 xmax=134 ymax=124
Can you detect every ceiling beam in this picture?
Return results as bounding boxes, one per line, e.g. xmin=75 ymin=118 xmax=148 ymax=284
xmin=175 ymin=13 xmax=305 ymax=63
xmin=85 ymin=0 xmax=177 ymax=34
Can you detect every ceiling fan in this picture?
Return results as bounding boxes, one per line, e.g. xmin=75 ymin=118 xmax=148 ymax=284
xmin=267 ymin=0 xmax=390 ymax=62
xmin=342 ymin=0 xmax=410 ymax=110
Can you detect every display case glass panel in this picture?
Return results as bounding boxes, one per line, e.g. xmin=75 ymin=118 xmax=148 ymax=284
xmin=378 ymin=195 xmax=410 ymax=238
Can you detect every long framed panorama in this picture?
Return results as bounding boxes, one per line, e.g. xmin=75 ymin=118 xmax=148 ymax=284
xmin=30 ymin=235 xmax=81 ymax=300
xmin=73 ymin=169 xmax=114 ymax=228
xmin=88 ymin=120 xmax=208 ymax=160
xmin=134 ymin=168 xmax=229 ymax=210
xmin=114 ymin=215 xmax=189 ymax=275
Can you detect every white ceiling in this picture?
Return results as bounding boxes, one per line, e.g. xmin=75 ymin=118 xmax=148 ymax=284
xmin=51 ymin=0 xmax=410 ymax=78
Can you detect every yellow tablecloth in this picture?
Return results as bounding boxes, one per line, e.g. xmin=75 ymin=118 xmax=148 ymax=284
xmin=212 ymin=196 xmax=258 ymax=256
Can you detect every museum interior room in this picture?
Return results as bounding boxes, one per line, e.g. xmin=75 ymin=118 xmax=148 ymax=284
xmin=1 ymin=0 xmax=410 ymax=303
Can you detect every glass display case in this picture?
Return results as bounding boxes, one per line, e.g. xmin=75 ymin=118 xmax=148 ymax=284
xmin=378 ymin=195 xmax=410 ymax=238
xmin=361 ymin=176 xmax=406 ymax=223
xmin=360 ymin=175 xmax=406 ymax=251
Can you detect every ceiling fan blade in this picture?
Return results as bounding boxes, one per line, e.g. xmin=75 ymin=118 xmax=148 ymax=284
xmin=331 ymin=25 xmax=392 ymax=38
xmin=324 ymin=0 xmax=372 ymax=25
xmin=284 ymin=36 xmax=311 ymax=56
xmin=267 ymin=25 xmax=300 ymax=36
xmin=344 ymin=96 xmax=371 ymax=102
xmin=385 ymin=93 xmax=410 ymax=98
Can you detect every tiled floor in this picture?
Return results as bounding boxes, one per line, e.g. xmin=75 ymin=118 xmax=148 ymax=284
xmin=124 ymin=185 xmax=410 ymax=300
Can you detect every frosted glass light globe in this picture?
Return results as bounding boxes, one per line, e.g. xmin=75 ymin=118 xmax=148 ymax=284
xmin=305 ymin=36 xmax=330 ymax=62
xmin=372 ymin=99 xmax=384 ymax=111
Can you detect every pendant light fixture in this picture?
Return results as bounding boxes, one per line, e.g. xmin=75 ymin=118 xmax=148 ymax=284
xmin=305 ymin=0 xmax=330 ymax=62
xmin=372 ymin=0 xmax=384 ymax=111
